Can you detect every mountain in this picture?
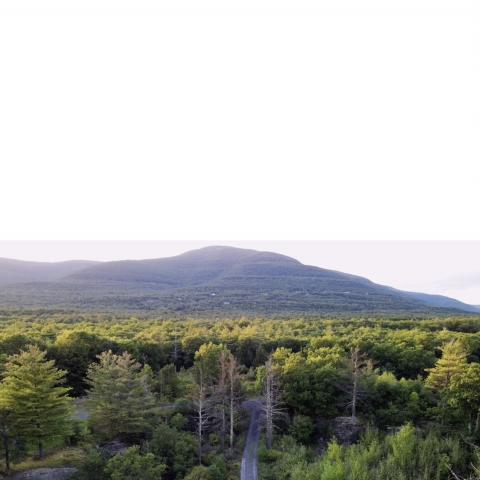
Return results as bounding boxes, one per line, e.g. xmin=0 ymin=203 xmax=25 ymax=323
xmin=0 ymin=246 xmax=478 ymax=315
xmin=0 ymin=258 xmax=99 ymax=285
xmin=399 ymin=291 xmax=480 ymax=314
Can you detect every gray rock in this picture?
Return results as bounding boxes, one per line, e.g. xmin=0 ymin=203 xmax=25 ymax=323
xmin=99 ymin=440 xmax=129 ymax=458
xmin=330 ymin=416 xmax=363 ymax=445
xmin=11 ymin=468 xmax=78 ymax=480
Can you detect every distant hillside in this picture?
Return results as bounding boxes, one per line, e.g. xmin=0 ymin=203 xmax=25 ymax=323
xmin=0 ymin=258 xmax=99 ymax=285
xmin=400 ymin=291 xmax=480 ymax=314
xmin=0 ymin=246 xmax=478 ymax=315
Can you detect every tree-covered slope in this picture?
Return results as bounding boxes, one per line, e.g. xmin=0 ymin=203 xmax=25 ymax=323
xmin=0 ymin=246 xmax=478 ymax=315
xmin=0 ymin=258 xmax=99 ymax=285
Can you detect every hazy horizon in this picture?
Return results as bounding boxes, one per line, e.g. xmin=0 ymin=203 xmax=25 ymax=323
xmin=1 ymin=241 xmax=480 ymax=306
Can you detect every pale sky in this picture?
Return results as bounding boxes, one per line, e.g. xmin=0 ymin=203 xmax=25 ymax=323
xmin=1 ymin=2 xmax=479 ymax=304
xmin=1 ymin=0 xmax=479 ymax=241
xmin=1 ymin=241 xmax=480 ymax=305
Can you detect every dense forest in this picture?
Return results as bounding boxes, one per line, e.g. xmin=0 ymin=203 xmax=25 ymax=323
xmin=1 ymin=311 xmax=480 ymax=479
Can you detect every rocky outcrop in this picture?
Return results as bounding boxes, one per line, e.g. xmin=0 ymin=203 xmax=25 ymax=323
xmin=315 ymin=415 xmax=365 ymax=449
xmin=99 ymin=440 xmax=129 ymax=458
xmin=329 ymin=416 xmax=363 ymax=445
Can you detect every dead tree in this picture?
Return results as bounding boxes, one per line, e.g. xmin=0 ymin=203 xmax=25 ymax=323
xmin=192 ymin=363 xmax=211 ymax=464
xmin=262 ymin=356 xmax=282 ymax=449
xmin=347 ymin=347 xmax=369 ymax=420
xmin=214 ymin=350 xmax=241 ymax=454
xmin=227 ymin=351 xmax=241 ymax=453
xmin=216 ymin=351 xmax=229 ymax=450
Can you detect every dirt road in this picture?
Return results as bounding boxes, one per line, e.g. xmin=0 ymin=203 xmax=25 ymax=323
xmin=241 ymin=400 xmax=262 ymax=480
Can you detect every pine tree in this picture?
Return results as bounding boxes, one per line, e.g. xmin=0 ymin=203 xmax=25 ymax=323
xmin=426 ymin=340 xmax=469 ymax=425
xmin=86 ymin=351 xmax=155 ymax=442
xmin=156 ymin=364 xmax=179 ymax=400
xmin=1 ymin=345 xmax=72 ymax=459
xmin=426 ymin=340 xmax=468 ymax=391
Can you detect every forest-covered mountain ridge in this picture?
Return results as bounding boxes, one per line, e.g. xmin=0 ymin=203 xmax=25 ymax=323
xmin=0 ymin=246 xmax=478 ymax=315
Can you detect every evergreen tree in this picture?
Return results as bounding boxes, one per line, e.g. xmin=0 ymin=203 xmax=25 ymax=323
xmin=156 ymin=364 xmax=179 ymax=400
xmin=1 ymin=345 xmax=72 ymax=459
xmin=426 ymin=340 xmax=469 ymax=423
xmin=448 ymin=362 xmax=480 ymax=432
xmin=426 ymin=340 xmax=468 ymax=391
xmin=86 ymin=351 xmax=155 ymax=442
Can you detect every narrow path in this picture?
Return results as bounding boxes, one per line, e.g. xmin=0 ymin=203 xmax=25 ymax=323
xmin=241 ymin=400 xmax=262 ymax=480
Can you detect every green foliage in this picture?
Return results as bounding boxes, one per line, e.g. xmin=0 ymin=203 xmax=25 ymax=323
xmin=193 ymin=342 xmax=228 ymax=385
xmin=448 ymin=362 xmax=480 ymax=429
xmin=73 ymin=449 xmax=107 ymax=480
xmin=50 ymin=330 xmax=118 ymax=395
xmin=363 ymin=372 xmax=432 ymax=427
xmin=1 ymin=314 xmax=480 ymax=477
xmin=262 ymin=425 xmax=470 ymax=480
xmin=148 ymin=422 xmax=197 ymax=479
xmin=272 ymin=348 xmax=343 ymax=417
xmin=289 ymin=415 xmax=315 ymax=444
xmin=169 ymin=412 xmax=187 ymax=430
xmin=426 ymin=340 xmax=468 ymax=391
xmin=155 ymin=364 xmax=179 ymax=400
xmin=105 ymin=446 xmax=165 ymax=480
xmin=86 ymin=351 xmax=155 ymax=442
xmin=183 ymin=456 xmax=228 ymax=480
xmin=0 ymin=345 xmax=72 ymax=458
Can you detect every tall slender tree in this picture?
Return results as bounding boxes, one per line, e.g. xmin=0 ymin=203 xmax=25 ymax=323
xmin=426 ymin=340 xmax=469 ymax=425
xmin=191 ymin=361 xmax=210 ymax=464
xmin=215 ymin=350 xmax=241 ymax=453
xmin=346 ymin=347 xmax=369 ymax=420
xmin=261 ymin=356 xmax=282 ymax=449
xmin=1 ymin=346 xmax=72 ymax=459
xmin=227 ymin=351 xmax=241 ymax=453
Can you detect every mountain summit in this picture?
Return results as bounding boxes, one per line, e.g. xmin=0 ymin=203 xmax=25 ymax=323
xmin=0 ymin=246 xmax=478 ymax=315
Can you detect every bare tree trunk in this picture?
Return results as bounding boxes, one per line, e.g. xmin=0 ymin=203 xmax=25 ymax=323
xmin=194 ymin=366 xmax=208 ymax=464
xmin=38 ymin=440 xmax=44 ymax=460
xmin=228 ymin=352 xmax=239 ymax=453
xmin=347 ymin=347 xmax=368 ymax=420
xmin=172 ymin=334 xmax=179 ymax=371
xmin=265 ymin=366 xmax=273 ymax=449
xmin=263 ymin=357 xmax=281 ymax=450
xmin=220 ymin=408 xmax=226 ymax=450
xmin=351 ymin=348 xmax=359 ymax=420
xmin=2 ymin=433 xmax=9 ymax=474
xmin=229 ymin=391 xmax=234 ymax=452
xmin=218 ymin=351 xmax=228 ymax=451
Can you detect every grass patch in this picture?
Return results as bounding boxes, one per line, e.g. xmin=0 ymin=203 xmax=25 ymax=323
xmin=5 ymin=447 xmax=86 ymax=475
